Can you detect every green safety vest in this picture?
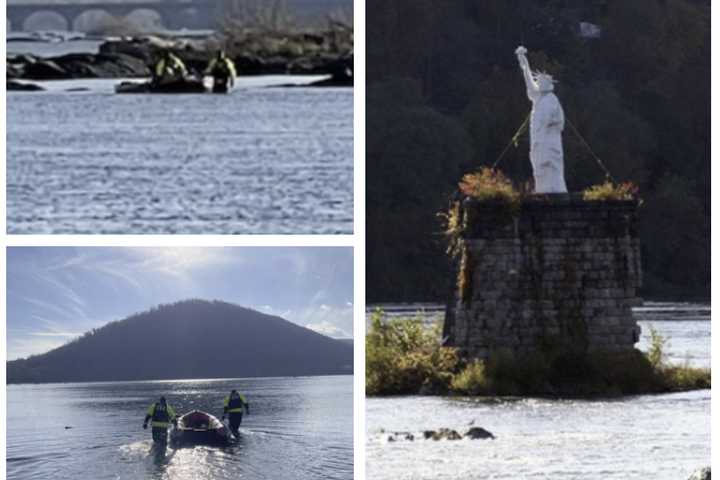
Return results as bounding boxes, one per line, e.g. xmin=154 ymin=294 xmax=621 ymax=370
xmin=208 ymin=57 xmax=237 ymax=79
xmin=155 ymin=55 xmax=186 ymax=78
xmin=224 ymin=394 xmax=247 ymax=413
xmin=148 ymin=403 xmax=176 ymax=428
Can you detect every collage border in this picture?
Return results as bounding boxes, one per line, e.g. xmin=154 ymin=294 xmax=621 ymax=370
xmin=3 ymin=1 xmax=720 ymax=479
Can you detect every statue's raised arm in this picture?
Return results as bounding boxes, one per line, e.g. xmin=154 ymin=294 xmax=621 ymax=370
xmin=515 ymin=45 xmax=568 ymax=193
xmin=515 ymin=46 xmax=539 ymax=100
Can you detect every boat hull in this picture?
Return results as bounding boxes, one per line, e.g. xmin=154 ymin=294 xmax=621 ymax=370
xmin=170 ymin=410 xmax=233 ymax=446
xmin=115 ymin=78 xmax=208 ymax=94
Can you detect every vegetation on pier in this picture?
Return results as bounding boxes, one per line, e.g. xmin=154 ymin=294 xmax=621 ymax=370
xmin=366 ymin=311 xmax=710 ymax=397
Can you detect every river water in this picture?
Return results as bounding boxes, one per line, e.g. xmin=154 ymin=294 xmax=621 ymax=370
xmin=366 ymin=303 xmax=710 ymax=479
xmin=7 ymin=376 xmax=353 ymax=480
xmin=7 ymin=78 xmax=353 ymax=234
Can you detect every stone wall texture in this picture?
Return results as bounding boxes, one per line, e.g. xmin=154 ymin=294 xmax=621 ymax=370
xmin=443 ymin=194 xmax=642 ymax=359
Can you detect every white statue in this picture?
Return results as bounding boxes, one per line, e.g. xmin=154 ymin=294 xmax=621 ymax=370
xmin=515 ymin=46 xmax=567 ymax=193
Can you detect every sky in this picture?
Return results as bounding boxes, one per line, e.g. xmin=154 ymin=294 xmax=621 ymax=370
xmin=7 ymin=247 xmax=353 ymax=360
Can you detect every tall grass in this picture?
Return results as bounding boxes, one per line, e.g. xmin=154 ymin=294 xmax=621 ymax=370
xmin=366 ymin=312 xmax=711 ymax=397
xmin=646 ymin=326 xmax=710 ymax=391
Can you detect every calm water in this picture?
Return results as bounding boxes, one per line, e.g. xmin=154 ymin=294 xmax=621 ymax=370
xmin=7 ymin=376 xmax=353 ymax=480
xmin=7 ymin=78 xmax=353 ymax=234
xmin=366 ymin=303 xmax=710 ymax=479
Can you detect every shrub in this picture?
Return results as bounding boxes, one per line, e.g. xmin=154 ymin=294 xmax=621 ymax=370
xmin=663 ymin=363 xmax=711 ymax=390
xmin=367 ymin=312 xmax=710 ymax=397
xmin=438 ymin=201 xmax=464 ymax=257
xmin=450 ymin=359 xmax=488 ymax=395
xmin=643 ymin=326 xmax=711 ymax=391
xmin=588 ymin=350 xmax=663 ymax=395
xmin=582 ymin=180 xmax=639 ymax=201
xmin=458 ymin=167 xmax=520 ymax=204
xmin=365 ymin=310 xmax=460 ymax=395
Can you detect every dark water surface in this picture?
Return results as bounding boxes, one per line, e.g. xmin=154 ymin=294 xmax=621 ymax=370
xmin=7 ymin=79 xmax=353 ymax=234
xmin=8 ymin=376 xmax=353 ymax=480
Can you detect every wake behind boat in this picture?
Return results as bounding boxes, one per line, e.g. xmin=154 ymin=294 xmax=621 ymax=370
xmin=170 ymin=410 xmax=233 ymax=446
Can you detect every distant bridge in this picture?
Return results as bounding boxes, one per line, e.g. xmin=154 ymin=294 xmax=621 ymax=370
xmin=7 ymin=0 xmax=353 ymax=33
xmin=7 ymin=0 xmax=221 ymax=32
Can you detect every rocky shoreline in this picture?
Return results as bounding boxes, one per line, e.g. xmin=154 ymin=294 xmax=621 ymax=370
xmin=7 ymin=31 xmax=353 ymax=88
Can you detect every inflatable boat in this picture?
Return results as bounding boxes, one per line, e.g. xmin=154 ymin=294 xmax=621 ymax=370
xmin=170 ymin=410 xmax=233 ymax=446
xmin=115 ymin=77 xmax=208 ymax=94
xmin=115 ymin=76 xmax=231 ymax=94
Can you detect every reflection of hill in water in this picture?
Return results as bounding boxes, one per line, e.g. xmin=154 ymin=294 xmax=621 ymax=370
xmin=8 ymin=299 xmax=354 ymax=383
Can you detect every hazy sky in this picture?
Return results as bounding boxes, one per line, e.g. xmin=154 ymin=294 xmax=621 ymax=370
xmin=7 ymin=247 xmax=353 ymax=360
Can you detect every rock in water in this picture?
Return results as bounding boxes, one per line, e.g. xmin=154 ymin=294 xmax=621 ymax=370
xmin=24 ymin=59 xmax=68 ymax=80
xmin=423 ymin=428 xmax=462 ymax=441
xmin=464 ymin=427 xmax=495 ymax=440
xmin=688 ymin=467 xmax=710 ymax=480
xmin=385 ymin=431 xmax=415 ymax=442
xmin=7 ymin=81 xmax=44 ymax=91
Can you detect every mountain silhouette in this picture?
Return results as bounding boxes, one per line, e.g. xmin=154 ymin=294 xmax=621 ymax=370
xmin=7 ymin=299 xmax=353 ymax=384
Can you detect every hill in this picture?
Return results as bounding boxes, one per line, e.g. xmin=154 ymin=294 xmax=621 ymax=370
xmin=7 ymin=299 xmax=353 ymax=384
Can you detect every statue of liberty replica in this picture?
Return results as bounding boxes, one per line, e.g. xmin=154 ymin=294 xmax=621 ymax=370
xmin=515 ymin=46 xmax=567 ymax=193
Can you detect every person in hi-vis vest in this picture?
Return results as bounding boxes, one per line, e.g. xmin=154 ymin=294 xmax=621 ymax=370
xmin=222 ymin=389 xmax=249 ymax=434
xmin=143 ymin=396 xmax=177 ymax=443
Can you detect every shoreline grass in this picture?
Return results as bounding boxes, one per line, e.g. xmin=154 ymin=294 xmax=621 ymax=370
xmin=366 ymin=311 xmax=710 ymax=397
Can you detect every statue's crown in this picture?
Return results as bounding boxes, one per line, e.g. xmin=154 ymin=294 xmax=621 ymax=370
xmin=533 ymin=71 xmax=557 ymax=83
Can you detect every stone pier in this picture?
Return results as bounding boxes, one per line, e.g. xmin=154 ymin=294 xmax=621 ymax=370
xmin=443 ymin=194 xmax=642 ymax=359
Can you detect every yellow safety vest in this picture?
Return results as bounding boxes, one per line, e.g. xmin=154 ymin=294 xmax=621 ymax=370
xmin=208 ymin=57 xmax=237 ymax=79
xmin=224 ymin=394 xmax=247 ymax=413
xmin=155 ymin=54 xmax=187 ymax=78
xmin=147 ymin=403 xmax=176 ymax=428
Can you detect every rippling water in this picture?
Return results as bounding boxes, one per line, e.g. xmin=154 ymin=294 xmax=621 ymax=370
xmin=366 ymin=303 xmax=710 ymax=479
xmin=7 ymin=78 xmax=353 ymax=234
xmin=8 ymin=376 xmax=353 ymax=480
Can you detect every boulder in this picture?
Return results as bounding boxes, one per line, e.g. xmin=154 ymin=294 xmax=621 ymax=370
xmin=94 ymin=53 xmax=151 ymax=77
xmin=24 ymin=60 xmax=68 ymax=80
xmin=99 ymin=35 xmax=176 ymax=61
xmin=46 ymin=53 xmax=150 ymax=79
xmin=7 ymin=63 xmax=24 ymax=79
xmin=7 ymin=81 xmax=44 ymax=91
xmin=8 ymin=54 xmax=38 ymax=64
xmin=688 ymin=467 xmax=710 ymax=480
xmin=423 ymin=428 xmax=462 ymax=441
xmin=464 ymin=427 xmax=495 ymax=440
xmin=385 ymin=431 xmax=415 ymax=442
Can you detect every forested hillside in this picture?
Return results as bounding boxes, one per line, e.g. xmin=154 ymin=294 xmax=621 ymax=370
xmin=7 ymin=300 xmax=353 ymax=383
xmin=367 ymin=0 xmax=710 ymax=302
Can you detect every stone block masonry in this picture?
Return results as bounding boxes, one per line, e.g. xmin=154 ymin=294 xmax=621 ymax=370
xmin=443 ymin=194 xmax=642 ymax=359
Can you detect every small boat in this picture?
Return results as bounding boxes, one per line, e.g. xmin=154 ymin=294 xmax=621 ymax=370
xmin=115 ymin=77 xmax=208 ymax=94
xmin=170 ymin=410 xmax=233 ymax=446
